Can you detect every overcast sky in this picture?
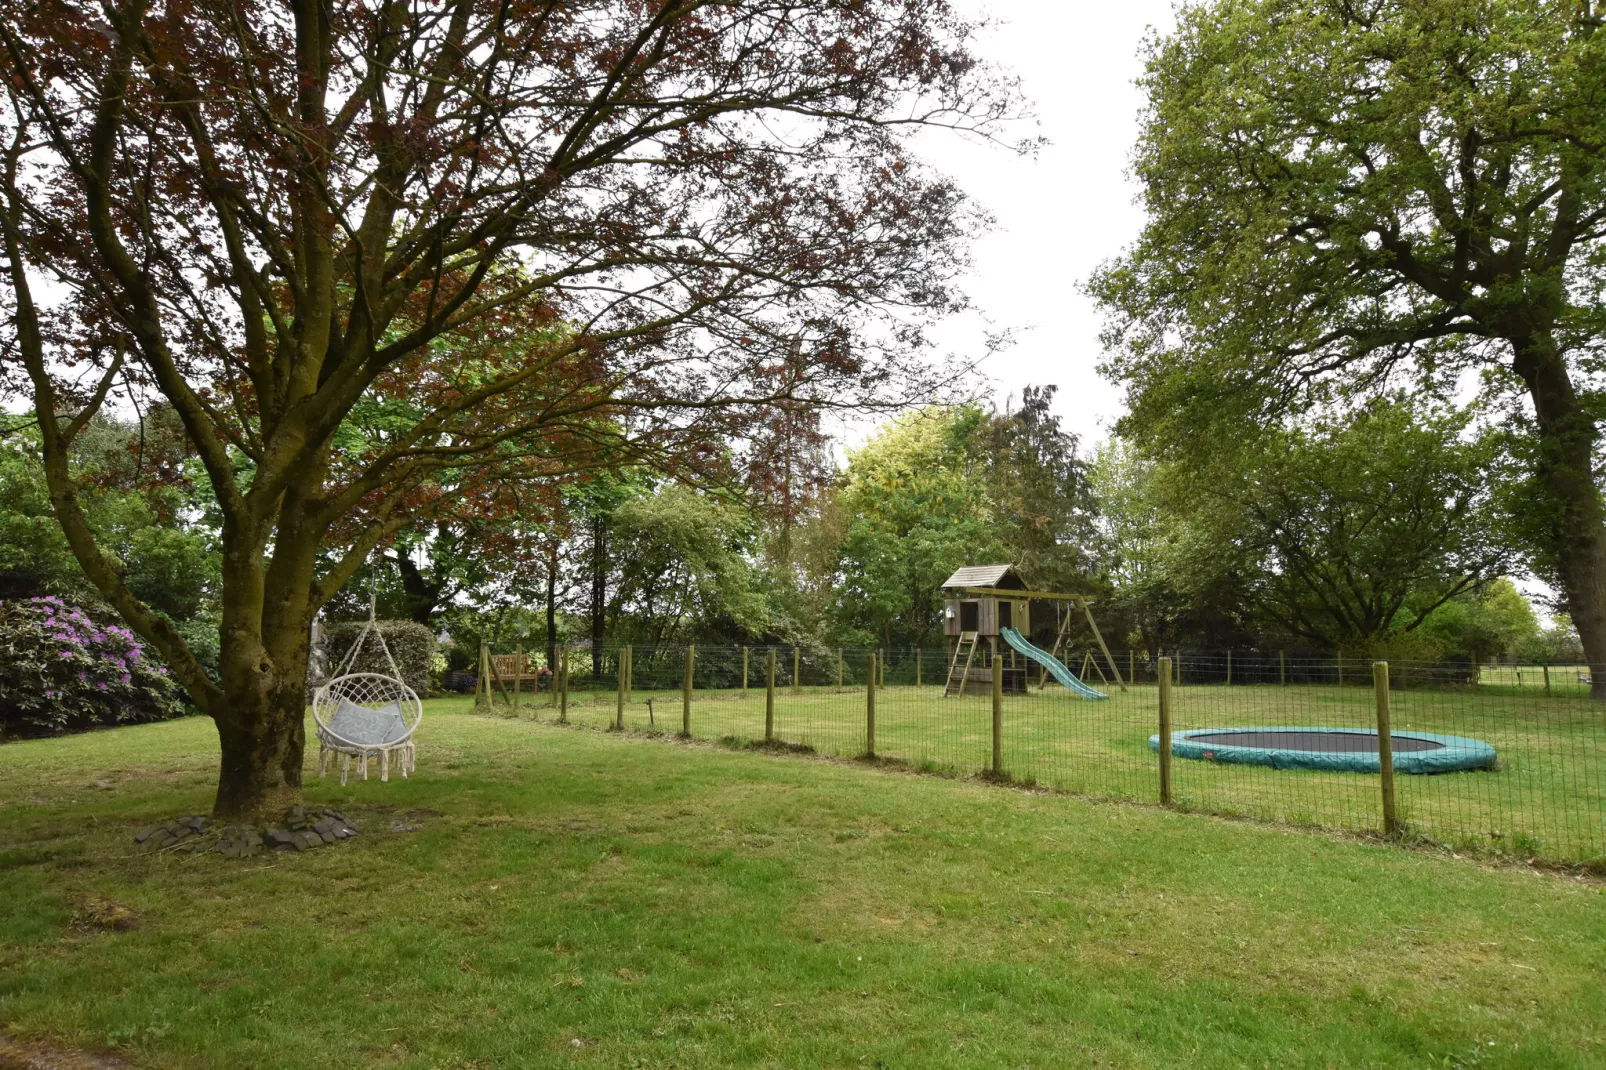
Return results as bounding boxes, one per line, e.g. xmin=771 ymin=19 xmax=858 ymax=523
xmin=855 ymin=1 xmax=1181 ymax=450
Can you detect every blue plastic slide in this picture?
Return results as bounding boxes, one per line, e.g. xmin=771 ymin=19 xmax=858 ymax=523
xmin=999 ymin=627 xmax=1110 ymax=700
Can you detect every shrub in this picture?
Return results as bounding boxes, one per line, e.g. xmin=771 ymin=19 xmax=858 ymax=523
xmin=320 ymin=620 xmax=436 ymax=697
xmin=0 ymin=597 xmax=188 ymax=739
xmin=171 ymin=614 xmax=222 ymax=684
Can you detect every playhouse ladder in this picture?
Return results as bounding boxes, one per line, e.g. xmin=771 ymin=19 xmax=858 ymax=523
xmin=944 ymin=632 xmax=980 ymax=697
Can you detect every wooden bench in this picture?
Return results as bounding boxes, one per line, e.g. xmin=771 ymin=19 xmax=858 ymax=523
xmin=490 ymin=654 xmax=551 ymax=689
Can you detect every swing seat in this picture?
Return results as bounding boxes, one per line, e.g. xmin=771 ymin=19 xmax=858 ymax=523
xmin=313 ymin=673 xmax=423 ymax=785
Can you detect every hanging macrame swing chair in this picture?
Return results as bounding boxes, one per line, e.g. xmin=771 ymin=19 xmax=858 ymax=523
xmin=313 ymin=584 xmax=422 ymax=785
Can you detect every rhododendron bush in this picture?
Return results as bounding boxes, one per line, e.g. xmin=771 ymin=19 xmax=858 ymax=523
xmin=0 ymin=598 xmax=186 ymax=738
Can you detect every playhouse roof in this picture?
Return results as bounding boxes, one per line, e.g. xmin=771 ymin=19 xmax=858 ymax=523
xmin=941 ymin=565 xmax=1025 ymax=591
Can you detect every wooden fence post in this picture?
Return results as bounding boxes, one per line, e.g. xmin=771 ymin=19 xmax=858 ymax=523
xmin=682 ymin=644 xmax=695 ymax=737
xmin=865 ymin=653 xmax=876 ymax=758
xmin=792 ymin=646 xmax=802 ymax=694
xmin=1544 ymin=662 xmax=1551 ymax=696
xmin=558 ymin=647 xmax=569 ymax=724
xmin=836 ymin=647 xmax=844 ymax=691
xmin=1128 ymin=649 xmax=1135 ymax=686
xmin=765 ymin=648 xmax=776 ymax=742
xmin=1157 ymin=656 xmax=1173 ymax=804
xmin=915 ymin=648 xmax=922 ymax=688
xmin=614 ymin=648 xmax=626 ymax=730
xmin=991 ymin=654 xmax=1003 ymax=777
xmin=1373 ymin=661 xmax=1399 ymax=837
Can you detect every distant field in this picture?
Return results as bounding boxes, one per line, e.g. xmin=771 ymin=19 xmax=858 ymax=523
xmin=3 ymin=708 xmax=1605 ymax=1067
xmin=1478 ymin=664 xmax=1592 ymax=690
xmin=487 ymin=677 xmax=1606 ymax=865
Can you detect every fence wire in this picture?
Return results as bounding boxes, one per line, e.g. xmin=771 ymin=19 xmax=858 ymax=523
xmin=465 ymin=645 xmax=1606 ymax=866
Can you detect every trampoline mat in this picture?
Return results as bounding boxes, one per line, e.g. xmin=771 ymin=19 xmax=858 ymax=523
xmin=1191 ymin=730 xmax=1443 ymax=753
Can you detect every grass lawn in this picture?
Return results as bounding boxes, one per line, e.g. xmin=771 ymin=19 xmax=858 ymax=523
xmin=3 ymin=704 xmax=1606 ymax=1068
xmin=521 ymin=677 xmax=1606 ymax=865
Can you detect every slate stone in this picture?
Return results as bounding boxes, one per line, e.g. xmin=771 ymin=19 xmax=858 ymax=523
xmin=134 ymin=826 xmax=157 ymax=843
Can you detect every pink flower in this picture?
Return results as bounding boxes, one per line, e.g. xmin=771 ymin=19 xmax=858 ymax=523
xmin=119 ymin=673 xmax=132 ymax=685
xmin=58 ymin=651 xmax=74 ymax=658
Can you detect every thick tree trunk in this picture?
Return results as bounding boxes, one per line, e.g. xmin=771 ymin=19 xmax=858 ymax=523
xmin=213 ymin=688 xmax=307 ymax=817
xmin=211 ymin=635 xmax=311 ymax=817
xmin=1513 ymin=332 xmax=1606 ymax=701
xmin=395 ymin=553 xmax=445 ymax=625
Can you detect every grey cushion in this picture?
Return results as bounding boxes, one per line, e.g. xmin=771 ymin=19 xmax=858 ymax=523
xmin=327 ymin=698 xmax=409 ymax=746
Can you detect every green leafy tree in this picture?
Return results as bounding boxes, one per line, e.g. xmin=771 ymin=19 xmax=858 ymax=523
xmin=1514 ymin=612 xmax=1587 ymax=663
xmin=1410 ymin=578 xmax=1541 ymax=664
xmin=977 ymin=385 xmax=1101 ymax=594
xmin=1091 ymin=0 xmax=1606 ymax=693
xmin=607 ymin=484 xmax=776 ymax=646
xmin=828 ymin=407 xmax=999 ymax=647
xmin=1089 ymin=441 xmax=1218 ymax=655
xmin=1094 ymin=401 xmax=1509 ymax=653
xmin=0 ymin=415 xmax=219 ymax=619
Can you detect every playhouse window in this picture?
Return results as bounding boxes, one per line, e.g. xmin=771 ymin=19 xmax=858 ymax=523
xmin=959 ymin=601 xmax=979 ymax=632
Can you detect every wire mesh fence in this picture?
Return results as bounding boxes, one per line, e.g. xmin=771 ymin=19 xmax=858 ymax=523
xmin=463 ymin=644 xmax=1606 ymax=866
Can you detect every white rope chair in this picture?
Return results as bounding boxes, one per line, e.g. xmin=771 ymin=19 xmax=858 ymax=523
xmin=312 ymin=598 xmax=422 ymax=785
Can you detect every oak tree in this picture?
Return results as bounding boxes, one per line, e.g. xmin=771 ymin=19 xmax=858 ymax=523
xmin=1091 ymin=0 xmax=1606 ymax=693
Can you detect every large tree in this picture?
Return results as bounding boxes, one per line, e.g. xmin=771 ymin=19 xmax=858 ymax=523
xmin=0 ymin=0 xmax=1015 ymax=813
xmin=1090 ymin=0 xmax=1606 ymax=694
xmin=1156 ymin=401 xmax=1510 ymax=650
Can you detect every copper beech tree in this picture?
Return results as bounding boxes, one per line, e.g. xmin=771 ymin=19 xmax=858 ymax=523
xmin=0 ymin=0 xmax=1017 ymax=814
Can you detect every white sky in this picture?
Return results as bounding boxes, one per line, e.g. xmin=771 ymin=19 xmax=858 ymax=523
xmin=840 ymin=1 xmax=1181 ymax=450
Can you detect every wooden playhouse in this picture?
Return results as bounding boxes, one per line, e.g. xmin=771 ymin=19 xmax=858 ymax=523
xmin=941 ymin=565 xmax=1032 ymax=694
xmin=940 ymin=564 xmax=1126 ymax=697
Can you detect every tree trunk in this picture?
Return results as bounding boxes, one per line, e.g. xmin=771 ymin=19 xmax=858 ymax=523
xmin=211 ymin=632 xmax=311 ymax=817
xmin=1513 ymin=332 xmax=1606 ymax=700
xmin=591 ymin=512 xmax=607 ymax=680
xmin=545 ymin=540 xmax=559 ymax=673
xmin=395 ymin=552 xmax=445 ymax=625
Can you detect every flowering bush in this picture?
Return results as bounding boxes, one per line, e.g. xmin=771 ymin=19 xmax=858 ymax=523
xmin=0 ymin=597 xmax=187 ymax=738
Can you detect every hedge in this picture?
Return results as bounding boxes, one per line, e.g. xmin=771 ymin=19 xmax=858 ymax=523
xmin=318 ymin=620 xmax=437 ymax=698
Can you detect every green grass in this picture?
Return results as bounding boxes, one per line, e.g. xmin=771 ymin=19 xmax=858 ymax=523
xmin=506 ymin=677 xmax=1606 ymax=866
xmin=3 ymin=705 xmax=1606 ymax=1068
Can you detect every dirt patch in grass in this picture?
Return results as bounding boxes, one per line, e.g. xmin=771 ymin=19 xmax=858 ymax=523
xmin=0 ymin=1035 xmax=129 ymax=1070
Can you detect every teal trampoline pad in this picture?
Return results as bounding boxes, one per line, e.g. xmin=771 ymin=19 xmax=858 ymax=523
xmin=1148 ymin=727 xmax=1498 ymax=774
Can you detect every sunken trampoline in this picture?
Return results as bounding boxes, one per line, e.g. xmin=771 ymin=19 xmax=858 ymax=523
xmin=1148 ymin=727 xmax=1499 ymax=774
